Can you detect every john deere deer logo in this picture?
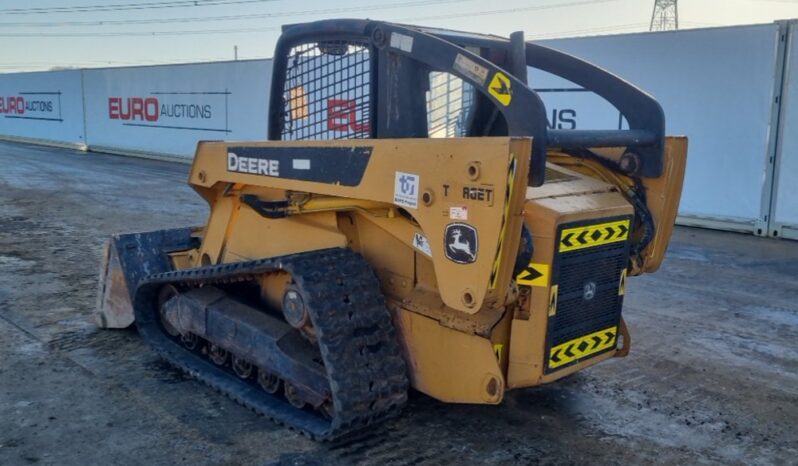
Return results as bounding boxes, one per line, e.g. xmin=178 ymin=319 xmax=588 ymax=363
xmin=444 ymin=223 xmax=478 ymax=264
xmin=583 ymin=281 xmax=597 ymax=301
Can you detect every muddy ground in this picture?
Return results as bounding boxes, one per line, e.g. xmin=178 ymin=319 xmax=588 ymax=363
xmin=0 ymin=141 xmax=796 ymax=465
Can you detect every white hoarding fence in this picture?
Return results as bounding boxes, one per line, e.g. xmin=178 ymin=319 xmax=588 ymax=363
xmin=0 ymin=70 xmax=86 ymax=147
xmin=82 ymin=59 xmax=272 ymax=159
xmin=771 ymin=20 xmax=798 ymax=240
xmin=532 ymin=24 xmax=784 ymax=234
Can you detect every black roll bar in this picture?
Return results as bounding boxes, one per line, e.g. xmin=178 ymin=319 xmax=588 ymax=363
xmin=268 ymin=19 xmax=665 ymax=186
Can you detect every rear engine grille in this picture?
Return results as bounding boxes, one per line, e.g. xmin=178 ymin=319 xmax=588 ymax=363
xmin=545 ymin=216 xmax=631 ymax=373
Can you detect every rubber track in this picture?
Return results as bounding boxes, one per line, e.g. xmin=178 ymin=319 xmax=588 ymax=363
xmin=133 ymin=248 xmax=409 ymax=440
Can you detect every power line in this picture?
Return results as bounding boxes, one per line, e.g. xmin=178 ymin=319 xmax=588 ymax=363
xmin=0 ymin=20 xmax=646 ymax=71
xmin=400 ymin=0 xmax=618 ymax=22
xmin=0 ymin=0 xmax=620 ymax=37
xmin=679 ymin=20 xmax=725 ymax=27
xmin=0 ymin=27 xmax=280 ymax=38
xmin=0 ymin=55 xmax=256 ymax=71
xmin=0 ymin=57 xmax=230 ymax=66
xmin=526 ymin=22 xmax=650 ymax=40
xmin=0 ymin=0 xmax=472 ymax=28
xmin=0 ymin=0 xmax=281 ymax=15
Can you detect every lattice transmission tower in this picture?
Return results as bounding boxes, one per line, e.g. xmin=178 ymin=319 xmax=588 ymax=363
xmin=650 ymin=0 xmax=679 ymax=31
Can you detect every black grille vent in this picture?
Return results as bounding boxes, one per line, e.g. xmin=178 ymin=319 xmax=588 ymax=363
xmin=281 ymin=39 xmax=371 ymax=141
xmin=545 ymin=217 xmax=631 ymax=373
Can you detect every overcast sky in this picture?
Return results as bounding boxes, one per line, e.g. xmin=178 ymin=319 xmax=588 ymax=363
xmin=2 ymin=0 xmax=797 ymax=72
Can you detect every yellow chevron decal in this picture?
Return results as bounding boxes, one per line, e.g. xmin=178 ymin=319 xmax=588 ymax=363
xmin=516 ymin=262 xmax=549 ymax=287
xmin=548 ymin=326 xmax=617 ymax=369
xmin=559 ymin=219 xmax=630 ymax=252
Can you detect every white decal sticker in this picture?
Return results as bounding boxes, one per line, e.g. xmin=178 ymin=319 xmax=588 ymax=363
xmin=228 ymin=152 xmax=279 ymax=176
xmin=390 ymin=32 xmax=414 ymax=52
xmin=394 ymin=171 xmax=419 ymax=209
xmin=449 ymin=206 xmax=468 ymax=220
xmin=292 ymin=159 xmax=311 ymax=170
xmin=453 ymin=53 xmax=489 ymax=85
xmin=412 ymin=232 xmax=432 ymax=257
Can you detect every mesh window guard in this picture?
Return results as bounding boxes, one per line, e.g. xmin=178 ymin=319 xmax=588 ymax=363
xmin=281 ymin=40 xmax=371 ymax=141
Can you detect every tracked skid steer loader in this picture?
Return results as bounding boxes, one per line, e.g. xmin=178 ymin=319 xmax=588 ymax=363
xmin=97 ymin=19 xmax=686 ymax=440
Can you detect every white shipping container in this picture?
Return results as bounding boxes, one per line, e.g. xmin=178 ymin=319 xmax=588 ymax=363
xmin=532 ymin=24 xmax=784 ymax=233
xmin=771 ymin=21 xmax=798 ymax=240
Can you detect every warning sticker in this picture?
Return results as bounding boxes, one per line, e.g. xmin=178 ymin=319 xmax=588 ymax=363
xmin=394 ymin=171 xmax=419 ymax=209
xmin=516 ymin=262 xmax=549 ymax=287
xmin=449 ymin=206 xmax=468 ymax=220
xmin=412 ymin=232 xmax=432 ymax=257
xmin=488 ymin=72 xmax=512 ymax=106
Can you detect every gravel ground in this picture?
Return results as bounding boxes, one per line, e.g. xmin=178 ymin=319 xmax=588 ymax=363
xmin=0 ymin=141 xmax=796 ymax=466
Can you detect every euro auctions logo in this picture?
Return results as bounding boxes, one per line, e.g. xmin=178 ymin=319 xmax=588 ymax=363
xmin=0 ymin=96 xmax=26 ymax=115
xmin=0 ymin=92 xmax=63 ymax=122
xmin=108 ymin=96 xmax=159 ymax=122
xmin=107 ymin=91 xmax=230 ymax=133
